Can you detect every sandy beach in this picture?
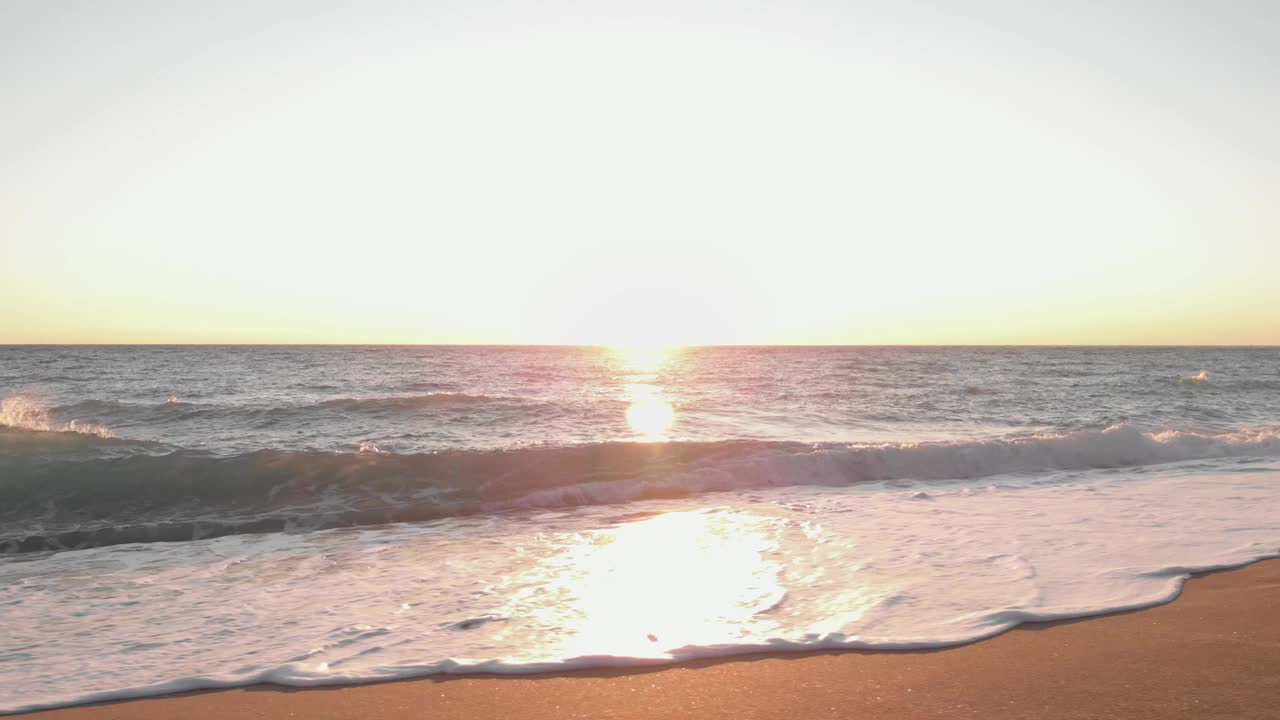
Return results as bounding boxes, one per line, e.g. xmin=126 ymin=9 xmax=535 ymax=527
xmin=17 ymin=558 xmax=1279 ymax=720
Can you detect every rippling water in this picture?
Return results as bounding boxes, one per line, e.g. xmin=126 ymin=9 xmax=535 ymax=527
xmin=2 ymin=345 xmax=1278 ymax=453
xmin=2 ymin=345 xmax=1279 ymax=712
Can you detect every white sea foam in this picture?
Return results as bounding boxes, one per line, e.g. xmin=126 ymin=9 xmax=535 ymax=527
xmin=0 ymin=393 xmax=113 ymax=439
xmin=3 ymin=463 xmax=1278 ymax=713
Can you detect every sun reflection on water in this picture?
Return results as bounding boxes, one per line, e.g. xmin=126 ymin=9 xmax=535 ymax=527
xmin=526 ymin=510 xmax=786 ymax=658
xmin=624 ymin=392 xmax=675 ymax=439
xmin=613 ymin=346 xmax=679 ymax=440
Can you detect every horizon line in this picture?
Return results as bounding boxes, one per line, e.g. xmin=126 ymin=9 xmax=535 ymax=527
xmin=3 ymin=343 xmax=1278 ymax=349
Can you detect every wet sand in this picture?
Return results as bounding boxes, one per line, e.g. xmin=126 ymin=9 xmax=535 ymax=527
xmin=17 ymin=558 xmax=1280 ymax=720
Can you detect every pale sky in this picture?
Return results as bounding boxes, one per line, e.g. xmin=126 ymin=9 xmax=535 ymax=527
xmin=3 ymin=0 xmax=1277 ymax=344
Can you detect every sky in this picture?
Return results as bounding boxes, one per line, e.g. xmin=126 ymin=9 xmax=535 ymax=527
xmin=2 ymin=0 xmax=1277 ymax=345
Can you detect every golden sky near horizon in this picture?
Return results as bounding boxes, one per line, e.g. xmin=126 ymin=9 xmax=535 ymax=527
xmin=3 ymin=1 xmax=1278 ymax=345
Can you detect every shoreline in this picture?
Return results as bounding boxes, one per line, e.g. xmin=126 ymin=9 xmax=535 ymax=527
xmin=15 ymin=557 xmax=1280 ymax=719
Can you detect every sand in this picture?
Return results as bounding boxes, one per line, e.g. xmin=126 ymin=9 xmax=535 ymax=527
xmin=16 ymin=559 xmax=1280 ymax=720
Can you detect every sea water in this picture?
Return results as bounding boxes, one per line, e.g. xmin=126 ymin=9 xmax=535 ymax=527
xmin=1 ymin=346 xmax=1278 ymax=712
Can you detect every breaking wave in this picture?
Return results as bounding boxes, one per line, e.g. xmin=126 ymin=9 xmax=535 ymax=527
xmin=4 ymin=423 xmax=1280 ymax=554
xmin=0 ymin=394 xmax=113 ymax=439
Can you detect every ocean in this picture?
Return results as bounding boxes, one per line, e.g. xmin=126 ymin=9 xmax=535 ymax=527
xmin=2 ymin=345 xmax=1279 ymax=713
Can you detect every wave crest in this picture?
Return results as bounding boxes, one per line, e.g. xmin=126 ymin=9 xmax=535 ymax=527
xmin=0 ymin=394 xmax=113 ymax=439
xmin=314 ymin=393 xmax=519 ymax=412
xmin=3 ymin=423 xmax=1280 ymax=554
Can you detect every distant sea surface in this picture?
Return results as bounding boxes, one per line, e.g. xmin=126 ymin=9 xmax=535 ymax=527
xmin=3 ymin=346 xmax=1279 ymax=712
